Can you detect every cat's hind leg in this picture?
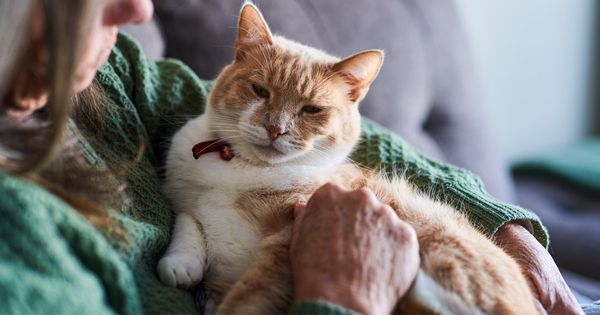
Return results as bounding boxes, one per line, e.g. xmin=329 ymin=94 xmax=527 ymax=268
xmin=217 ymin=230 xmax=292 ymax=315
xmin=157 ymin=212 xmax=208 ymax=289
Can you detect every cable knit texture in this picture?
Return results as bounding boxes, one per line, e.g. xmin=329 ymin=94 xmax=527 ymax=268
xmin=0 ymin=33 xmax=547 ymax=314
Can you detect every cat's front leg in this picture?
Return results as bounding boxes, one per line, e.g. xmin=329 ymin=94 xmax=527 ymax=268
xmin=157 ymin=212 xmax=208 ymax=289
xmin=217 ymin=230 xmax=292 ymax=315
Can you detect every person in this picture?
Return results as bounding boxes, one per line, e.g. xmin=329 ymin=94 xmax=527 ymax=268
xmin=0 ymin=0 xmax=589 ymax=314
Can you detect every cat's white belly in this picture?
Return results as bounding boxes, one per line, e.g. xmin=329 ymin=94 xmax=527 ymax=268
xmin=194 ymin=189 xmax=260 ymax=285
xmin=165 ymin=112 xmax=336 ymax=287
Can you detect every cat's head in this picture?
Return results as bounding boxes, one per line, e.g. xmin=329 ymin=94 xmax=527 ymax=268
xmin=207 ymin=2 xmax=383 ymax=167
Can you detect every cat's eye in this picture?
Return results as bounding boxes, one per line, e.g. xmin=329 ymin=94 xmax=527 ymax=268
xmin=301 ymin=105 xmax=322 ymax=114
xmin=252 ymin=84 xmax=270 ymax=98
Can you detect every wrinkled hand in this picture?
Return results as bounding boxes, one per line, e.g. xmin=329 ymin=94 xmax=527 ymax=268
xmin=290 ymin=183 xmax=420 ymax=315
xmin=495 ymin=223 xmax=584 ymax=315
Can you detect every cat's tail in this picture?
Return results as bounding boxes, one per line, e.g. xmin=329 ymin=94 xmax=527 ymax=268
xmin=397 ymin=270 xmax=483 ymax=315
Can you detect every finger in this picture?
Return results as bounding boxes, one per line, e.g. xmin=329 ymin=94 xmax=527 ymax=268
xmin=293 ymin=202 xmax=307 ymax=232
xmin=312 ymin=182 xmax=344 ymax=201
xmin=380 ymin=203 xmax=398 ymax=219
xmin=346 ymin=187 xmax=381 ymax=212
xmin=535 ymin=299 xmax=548 ymax=315
xmin=293 ymin=202 xmax=306 ymax=219
xmin=291 ymin=202 xmax=307 ymax=250
xmin=304 ymin=183 xmax=344 ymax=216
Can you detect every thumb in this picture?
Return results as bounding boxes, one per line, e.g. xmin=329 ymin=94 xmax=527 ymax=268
xmin=535 ymin=300 xmax=548 ymax=315
xmin=292 ymin=202 xmax=307 ymax=240
xmin=294 ymin=202 xmax=306 ymax=220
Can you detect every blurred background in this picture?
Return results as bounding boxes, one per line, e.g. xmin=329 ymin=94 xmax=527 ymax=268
xmin=124 ymin=0 xmax=600 ymax=303
xmin=455 ymin=2 xmax=600 ymax=301
xmin=456 ymin=0 xmax=598 ymax=162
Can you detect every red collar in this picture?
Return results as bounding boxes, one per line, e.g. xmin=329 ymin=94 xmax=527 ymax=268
xmin=192 ymin=139 xmax=234 ymax=161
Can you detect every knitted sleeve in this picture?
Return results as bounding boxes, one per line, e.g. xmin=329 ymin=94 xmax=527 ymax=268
xmin=96 ymin=32 xmax=211 ymax=164
xmin=353 ymin=119 xmax=549 ymax=247
xmin=0 ymin=173 xmax=140 ymax=315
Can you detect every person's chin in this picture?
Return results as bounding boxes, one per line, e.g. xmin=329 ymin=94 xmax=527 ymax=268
xmin=72 ymin=70 xmax=97 ymax=94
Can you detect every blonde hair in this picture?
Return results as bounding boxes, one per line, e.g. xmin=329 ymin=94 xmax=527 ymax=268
xmin=0 ymin=0 xmax=128 ymax=232
xmin=1 ymin=0 xmax=98 ymax=169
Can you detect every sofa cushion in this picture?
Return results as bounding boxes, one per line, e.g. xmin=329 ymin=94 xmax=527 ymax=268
xmin=120 ymin=19 xmax=165 ymax=61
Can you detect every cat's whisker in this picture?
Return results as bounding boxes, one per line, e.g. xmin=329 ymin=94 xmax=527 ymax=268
xmin=210 ymin=122 xmax=241 ymax=129
xmin=209 ymin=130 xmax=242 ymax=138
xmin=211 ymin=123 xmax=239 ymax=128
xmin=211 ymin=120 xmax=238 ymax=125
xmin=210 ymin=131 xmax=241 ymax=135
xmin=210 ymin=122 xmax=240 ymax=128
xmin=211 ymin=116 xmax=239 ymax=124
xmin=306 ymin=145 xmax=333 ymax=161
xmin=214 ymin=128 xmax=240 ymax=133
xmin=209 ymin=127 xmax=240 ymax=131
xmin=210 ymin=124 xmax=240 ymax=130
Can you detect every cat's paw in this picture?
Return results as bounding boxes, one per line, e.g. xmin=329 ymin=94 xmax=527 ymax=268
xmin=157 ymin=254 xmax=205 ymax=289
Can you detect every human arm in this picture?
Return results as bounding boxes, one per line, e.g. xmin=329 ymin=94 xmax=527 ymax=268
xmin=494 ymin=223 xmax=584 ymax=315
xmin=289 ymin=183 xmax=420 ymax=315
xmin=0 ymin=172 xmax=139 ymax=315
xmin=96 ymin=32 xmax=212 ymax=164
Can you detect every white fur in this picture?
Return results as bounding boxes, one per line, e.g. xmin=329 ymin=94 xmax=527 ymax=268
xmin=158 ymin=111 xmax=344 ymax=288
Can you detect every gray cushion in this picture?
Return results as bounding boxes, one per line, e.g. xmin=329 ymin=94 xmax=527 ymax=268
xmin=120 ymin=20 xmax=165 ymax=61
xmin=152 ymin=0 xmax=515 ymax=201
xmin=515 ymin=175 xmax=600 ymax=289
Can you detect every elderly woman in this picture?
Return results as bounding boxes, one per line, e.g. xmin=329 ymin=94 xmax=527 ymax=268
xmin=0 ymin=0 xmax=587 ymax=314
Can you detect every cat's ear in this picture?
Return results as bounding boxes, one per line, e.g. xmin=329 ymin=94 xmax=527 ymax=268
xmin=333 ymin=50 xmax=384 ymax=103
xmin=235 ymin=2 xmax=273 ymax=62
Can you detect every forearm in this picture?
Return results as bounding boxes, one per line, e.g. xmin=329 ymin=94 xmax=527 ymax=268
xmin=494 ymin=222 xmax=583 ymax=315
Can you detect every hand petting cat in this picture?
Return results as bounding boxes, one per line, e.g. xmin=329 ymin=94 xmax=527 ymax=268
xmin=290 ymin=183 xmax=420 ymax=315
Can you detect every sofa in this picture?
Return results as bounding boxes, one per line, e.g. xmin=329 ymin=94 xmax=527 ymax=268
xmin=122 ymin=0 xmax=600 ymax=301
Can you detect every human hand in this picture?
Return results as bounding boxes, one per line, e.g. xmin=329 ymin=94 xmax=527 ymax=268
xmin=494 ymin=223 xmax=584 ymax=315
xmin=290 ymin=183 xmax=420 ymax=315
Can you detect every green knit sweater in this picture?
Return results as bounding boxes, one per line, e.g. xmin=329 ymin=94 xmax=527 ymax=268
xmin=0 ymin=33 xmax=547 ymax=315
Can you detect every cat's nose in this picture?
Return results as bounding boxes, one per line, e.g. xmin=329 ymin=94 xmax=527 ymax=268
xmin=265 ymin=125 xmax=287 ymax=141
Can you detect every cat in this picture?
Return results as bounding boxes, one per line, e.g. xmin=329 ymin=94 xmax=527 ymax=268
xmin=158 ymin=2 xmax=538 ymax=314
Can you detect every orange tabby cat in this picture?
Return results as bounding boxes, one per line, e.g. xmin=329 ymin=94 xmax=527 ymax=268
xmin=159 ymin=3 xmax=538 ymax=314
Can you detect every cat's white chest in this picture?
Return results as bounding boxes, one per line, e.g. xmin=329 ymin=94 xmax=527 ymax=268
xmin=194 ymin=188 xmax=260 ymax=284
xmin=165 ymin=113 xmax=332 ymax=285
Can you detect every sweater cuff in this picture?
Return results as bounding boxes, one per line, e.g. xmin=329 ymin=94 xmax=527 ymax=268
xmin=289 ymin=300 xmax=361 ymax=315
xmin=450 ymin=179 xmax=549 ymax=248
xmin=356 ymin=119 xmax=549 ymax=248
